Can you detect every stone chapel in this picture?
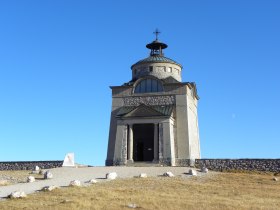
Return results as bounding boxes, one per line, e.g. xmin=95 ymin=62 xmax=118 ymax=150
xmin=106 ymin=31 xmax=200 ymax=166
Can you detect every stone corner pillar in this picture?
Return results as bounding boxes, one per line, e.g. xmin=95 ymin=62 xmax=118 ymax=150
xmin=121 ymin=125 xmax=128 ymax=165
xmin=162 ymin=121 xmax=176 ymax=166
xmin=153 ymin=123 xmax=159 ymax=162
xmin=158 ymin=123 xmax=163 ymax=162
xmin=127 ymin=124 xmax=134 ymax=163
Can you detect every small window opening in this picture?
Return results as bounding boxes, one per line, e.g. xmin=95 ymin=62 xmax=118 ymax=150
xmin=167 ymin=67 xmax=172 ymax=73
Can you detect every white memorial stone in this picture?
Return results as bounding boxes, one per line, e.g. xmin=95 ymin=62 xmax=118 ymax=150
xmin=139 ymin=173 xmax=148 ymax=178
xmin=88 ymin=179 xmax=97 ymax=184
xmin=62 ymin=153 xmax=75 ymax=167
xmin=69 ymin=180 xmax=81 ymax=186
xmin=106 ymin=172 xmax=117 ymax=180
xmin=127 ymin=203 xmax=138 ymax=208
xmin=9 ymin=191 xmax=27 ymax=199
xmin=163 ymin=172 xmax=174 ymax=177
xmin=27 ymin=176 xmax=35 ymax=183
xmin=189 ymin=169 xmax=197 ymax=176
xmin=44 ymin=171 xmax=53 ymax=179
xmin=35 ymin=166 xmax=40 ymax=171
xmin=42 ymin=185 xmax=58 ymax=191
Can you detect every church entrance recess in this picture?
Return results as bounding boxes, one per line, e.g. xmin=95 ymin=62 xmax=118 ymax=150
xmin=133 ymin=124 xmax=154 ymax=161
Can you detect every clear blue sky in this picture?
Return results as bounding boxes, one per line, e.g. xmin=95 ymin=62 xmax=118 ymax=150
xmin=0 ymin=1 xmax=279 ymax=166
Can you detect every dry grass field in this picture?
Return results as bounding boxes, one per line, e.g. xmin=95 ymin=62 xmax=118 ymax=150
xmin=0 ymin=170 xmax=41 ymax=185
xmin=0 ymin=172 xmax=279 ymax=210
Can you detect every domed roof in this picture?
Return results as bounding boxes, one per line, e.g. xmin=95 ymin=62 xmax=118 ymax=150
xmin=131 ymin=55 xmax=182 ymax=69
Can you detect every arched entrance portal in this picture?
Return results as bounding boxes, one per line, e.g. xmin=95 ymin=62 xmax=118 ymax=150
xmin=133 ymin=124 xmax=154 ymax=161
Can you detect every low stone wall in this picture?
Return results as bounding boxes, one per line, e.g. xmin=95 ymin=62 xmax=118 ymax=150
xmin=0 ymin=161 xmax=63 ymax=171
xmin=195 ymin=159 xmax=280 ymax=172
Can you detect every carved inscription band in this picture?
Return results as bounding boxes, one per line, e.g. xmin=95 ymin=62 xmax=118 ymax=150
xmin=124 ymin=95 xmax=175 ymax=106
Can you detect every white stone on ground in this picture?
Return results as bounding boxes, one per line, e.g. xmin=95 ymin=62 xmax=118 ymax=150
xmin=69 ymin=180 xmax=81 ymax=186
xmin=127 ymin=203 xmax=137 ymax=208
xmin=273 ymin=177 xmax=278 ymax=181
xmin=0 ymin=167 xmax=211 ymax=199
xmin=88 ymin=179 xmax=97 ymax=184
xmin=201 ymin=167 xmax=209 ymax=173
xmin=139 ymin=173 xmax=148 ymax=178
xmin=44 ymin=171 xmax=53 ymax=179
xmin=163 ymin=172 xmax=174 ymax=177
xmin=42 ymin=185 xmax=58 ymax=191
xmin=189 ymin=169 xmax=197 ymax=176
xmin=106 ymin=172 xmax=117 ymax=180
xmin=27 ymin=176 xmax=35 ymax=183
xmin=35 ymin=166 xmax=40 ymax=171
xmin=8 ymin=191 xmax=27 ymax=199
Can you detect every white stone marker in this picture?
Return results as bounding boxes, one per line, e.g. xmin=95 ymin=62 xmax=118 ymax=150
xmin=27 ymin=176 xmax=35 ymax=183
xmin=69 ymin=180 xmax=81 ymax=186
xmin=139 ymin=173 xmax=148 ymax=178
xmin=88 ymin=179 xmax=98 ymax=184
xmin=62 ymin=153 xmax=75 ymax=167
xmin=35 ymin=166 xmax=40 ymax=171
xmin=42 ymin=185 xmax=58 ymax=191
xmin=127 ymin=203 xmax=138 ymax=208
xmin=106 ymin=172 xmax=118 ymax=180
xmin=44 ymin=171 xmax=53 ymax=179
xmin=9 ymin=191 xmax=27 ymax=199
xmin=189 ymin=169 xmax=197 ymax=176
xmin=163 ymin=172 xmax=174 ymax=177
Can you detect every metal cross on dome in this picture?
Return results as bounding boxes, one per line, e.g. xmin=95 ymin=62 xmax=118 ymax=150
xmin=153 ymin=29 xmax=161 ymax=40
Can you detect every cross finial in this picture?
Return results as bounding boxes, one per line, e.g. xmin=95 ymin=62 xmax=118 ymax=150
xmin=153 ymin=28 xmax=161 ymax=40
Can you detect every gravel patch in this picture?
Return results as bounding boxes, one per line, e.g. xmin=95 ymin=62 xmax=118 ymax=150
xmin=0 ymin=166 xmax=215 ymax=199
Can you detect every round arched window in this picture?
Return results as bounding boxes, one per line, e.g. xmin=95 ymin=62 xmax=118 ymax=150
xmin=134 ymin=78 xmax=163 ymax=93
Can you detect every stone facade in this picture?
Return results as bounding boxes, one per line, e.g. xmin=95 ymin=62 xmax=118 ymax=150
xmin=0 ymin=161 xmax=63 ymax=171
xmin=106 ymin=36 xmax=200 ymax=166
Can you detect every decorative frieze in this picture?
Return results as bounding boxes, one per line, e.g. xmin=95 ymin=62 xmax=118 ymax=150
xmin=124 ymin=95 xmax=175 ymax=106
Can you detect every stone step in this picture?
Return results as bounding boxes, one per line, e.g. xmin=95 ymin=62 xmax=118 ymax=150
xmin=126 ymin=161 xmax=161 ymax=167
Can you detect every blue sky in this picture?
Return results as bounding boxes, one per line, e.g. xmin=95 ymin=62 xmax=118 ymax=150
xmin=0 ymin=1 xmax=279 ymax=166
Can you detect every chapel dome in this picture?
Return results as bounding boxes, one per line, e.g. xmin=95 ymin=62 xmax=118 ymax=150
xmin=131 ymin=30 xmax=183 ymax=82
xmin=131 ymin=55 xmax=182 ymax=69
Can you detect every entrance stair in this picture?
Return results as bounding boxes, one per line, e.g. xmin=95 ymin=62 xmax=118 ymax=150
xmin=126 ymin=161 xmax=161 ymax=167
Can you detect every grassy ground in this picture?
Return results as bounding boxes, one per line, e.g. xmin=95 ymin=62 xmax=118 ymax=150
xmin=0 ymin=172 xmax=279 ymax=210
xmin=0 ymin=170 xmax=42 ymax=185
